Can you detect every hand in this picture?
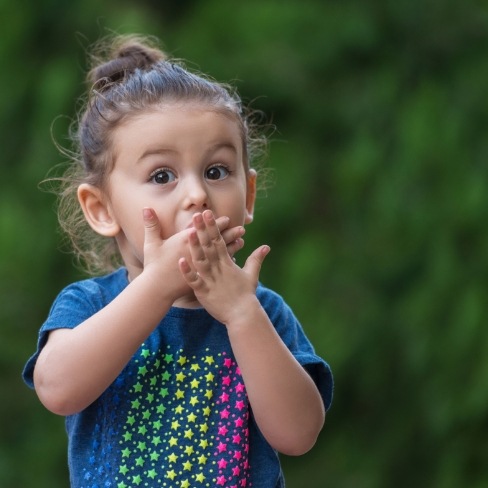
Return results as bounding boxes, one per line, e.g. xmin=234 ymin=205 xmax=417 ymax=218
xmin=178 ymin=210 xmax=270 ymax=325
xmin=142 ymin=208 xmax=246 ymax=301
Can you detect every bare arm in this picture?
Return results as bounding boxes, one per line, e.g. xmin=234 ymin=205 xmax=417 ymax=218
xmin=179 ymin=210 xmax=325 ymax=456
xmin=34 ymin=211 xmax=245 ymax=416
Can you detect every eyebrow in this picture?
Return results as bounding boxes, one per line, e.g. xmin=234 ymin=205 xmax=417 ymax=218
xmin=137 ymin=142 xmax=238 ymax=164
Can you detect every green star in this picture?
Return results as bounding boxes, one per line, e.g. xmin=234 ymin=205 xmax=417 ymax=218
xmin=121 ymin=447 xmax=131 ymax=458
xmin=138 ymin=425 xmax=147 ymax=435
xmin=122 ymin=432 xmax=132 ymax=441
xmin=141 ymin=348 xmax=150 ymax=358
xmin=162 ymin=371 xmax=171 ymax=381
xmin=117 ymin=482 xmax=128 ymax=488
xmin=133 ymin=382 xmax=143 ymax=393
xmin=137 ymin=441 xmax=147 ymax=452
xmin=152 ymin=436 xmax=161 ymax=446
xmin=132 ymin=474 xmax=142 ymax=485
xmin=131 ymin=399 xmax=141 ymax=409
xmin=147 ymin=469 xmax=157 ymax=479
xmin=126 ymin=416 xmax=136 ymax=426
xmin=164 ymin=353 xmax=174 ymax=363
xmin=146 ymin=393 xmax=154 ymax=403
xmin=138 ymin=365 xmax=148 ymax=376
xmin=135 ymin=456 xmax=144 ymax=466
xmin=119 ymin=464 xmax=129 ymax=475
xmin=150 ymin=451 xmax=160 ymax=461
xmin=157 ymin=404 xmax=166 ymax=414
xmin=143 ymin=409 xmax=151 ymax=420
xmin=153 ymin=419 xmax=162 ymax=430
xmin=159 ymin=388 xmax=169 ymax=398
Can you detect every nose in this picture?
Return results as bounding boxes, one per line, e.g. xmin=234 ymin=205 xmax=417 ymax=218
xmin=182 ymin=176 xmax=209 ymax=210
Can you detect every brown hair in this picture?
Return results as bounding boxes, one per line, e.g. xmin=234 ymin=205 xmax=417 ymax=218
xmin=54 ymin=34 xmax=267 ymax=274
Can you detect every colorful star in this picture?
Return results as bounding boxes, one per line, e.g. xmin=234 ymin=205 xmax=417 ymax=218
xmin=195 ymin=472 xmax=206 ymax=482
xmin=166 ymin=469 xmax=177 ymax=480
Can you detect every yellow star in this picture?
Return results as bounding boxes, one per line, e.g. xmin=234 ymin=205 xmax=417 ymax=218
xmin=184 ymin=445 xmax=194 ymax=456
xmin=195 ymin=472 xmax=206 ymax=483
xmin=199 ymin=423 xmax=208 ymax=433
xmin=166 ymin=469 xmax=176 ymax=480
xmin=198 ymin=454 xmax=208 ymax=464
xmin=190 ymin=379 xmax=200 ymax=389
xmin=203 ymin=407 xmax=211 ymax=416
xmin=204 ymin=390 xmax=213 ymax=399
xmin=189 ymin=396 xmax=199 ymax=406
xmin=204 ymin=355 xmax=214 ymax=364
xmin=168 ymin=453 xmax=178 ymax=463
xmin=190 ymin=363 xmax=200 ymax=371
xmin=171 ymin=420 xmax=180 ymax=430
xmin=182 ymin=460 xmax=192 ymax=471
xmin=169 ymin=436 xmax=178 ymax=446
xmin=180 ymin=480 xmax=190 ymax=488
xmin=177 ymin=355 xmax=187 ymax=365
xmin=184 ymin=429 xmax=194 ymax=439
xmin=176 ymin=389 xmax=185 ymax=399
xmin=199 ymin=439 xmax=209 ymax=449
xmin=187 ymin=413 xmax=197 ymax=423
xmin=205 ymin=372 xmax=214 ymax=382
xmin=176 ymin=372 xmax=186 ymax=382
xmin=175 ymin=405 xmax=184 ymax=414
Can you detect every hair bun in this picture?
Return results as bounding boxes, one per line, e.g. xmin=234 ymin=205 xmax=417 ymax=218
xmin=88 ymin=35 xmax=167 ymax=88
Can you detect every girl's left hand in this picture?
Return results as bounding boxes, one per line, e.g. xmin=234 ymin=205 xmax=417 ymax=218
xmin=178 ymin=209 xmax=270 ymax=325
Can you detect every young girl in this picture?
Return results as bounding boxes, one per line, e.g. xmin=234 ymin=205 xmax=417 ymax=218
xmin=23 ymin=34 xmax=333 ymax=488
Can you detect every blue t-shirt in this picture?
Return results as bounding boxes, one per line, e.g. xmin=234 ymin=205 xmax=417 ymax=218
xmin=23 ymin=268 xmax=333 ymax=488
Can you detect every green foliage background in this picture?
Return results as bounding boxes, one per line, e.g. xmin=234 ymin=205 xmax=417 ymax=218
xmin=1 ymin=0 xmax=488 ymax=486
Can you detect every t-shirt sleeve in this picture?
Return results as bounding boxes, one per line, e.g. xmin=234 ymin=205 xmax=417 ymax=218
xmin=257 ymin=285 xmax=334 ymax=411
xmin=22 ymin=283 xmax=101 ymax=389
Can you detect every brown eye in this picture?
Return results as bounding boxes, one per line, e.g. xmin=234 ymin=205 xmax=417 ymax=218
xmin=206 ymin=166 xmax=229 ymax=181
xmin=150 ymin=169 xmax=176 ymax=184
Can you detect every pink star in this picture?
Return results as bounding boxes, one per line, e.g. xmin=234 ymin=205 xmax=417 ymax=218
xmin=243 ymin=460 xmax=249 ymax=469
xmin=235 ymin=400 xmax=245 ymax=411
xmin=236 ymin=367 xmax=241 ymax=375
xmin=235 ymin=382 xmax=245 ymax=393
xmin=218 ymin=458 xmax=228 ymax=469
xmin=220 ymin=392 xmax=229 ymax=403
xmin=220 ymin=409 xmax=230 ymax=419
xmin=232 ymin=434 xmax=242 ymax=444
xmin=217 ymin=475 xmax=226 ymax=486
xmin=232 ymin=466 xmax=241 ymax=476
xmin=218 ymin=426 xmax=229 ymax=436
xmin=222 ymin=376 xmax=231 ymax=386
xmin=224 ymin=358 xmax=233 ymax=368
xmin=234 ymin=417 xmax=244 ymax=427
xmin=217 ymin=442 xmax=228 ymax=453
xmin=233 ymin=450 xmax=242 ymax=460
xmin=240 ymin=479 xmax=247 ymax=487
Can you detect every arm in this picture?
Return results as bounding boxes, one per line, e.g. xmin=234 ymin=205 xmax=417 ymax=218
xmin=179 ymin=210 xmax=325 ymax=456
xmin=34 ymin=210 xmax=245 ymax=416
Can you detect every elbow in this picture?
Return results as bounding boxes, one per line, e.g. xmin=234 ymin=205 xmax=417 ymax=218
xmin=33 ymin=367 xmax=80 ymax=417
xmin=270 ymin=411 xmax=326 ymax=457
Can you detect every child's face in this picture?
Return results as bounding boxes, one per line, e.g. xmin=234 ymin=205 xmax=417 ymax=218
xmin=104 ymin=103 xmax=255 ymax=273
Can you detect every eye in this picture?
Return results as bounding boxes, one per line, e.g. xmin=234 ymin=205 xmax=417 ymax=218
xmin=150 ymin=168 xmax=177 ymax=185
xmin=206 ymin=165 xmax=230 ymax=181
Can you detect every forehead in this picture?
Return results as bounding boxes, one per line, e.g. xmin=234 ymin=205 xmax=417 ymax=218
xmin=114 ymin=103 xmax=245 ymax=152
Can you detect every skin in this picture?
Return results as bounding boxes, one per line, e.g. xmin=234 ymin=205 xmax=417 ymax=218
xmin=33 ymin=103 xmax=325 ymax=456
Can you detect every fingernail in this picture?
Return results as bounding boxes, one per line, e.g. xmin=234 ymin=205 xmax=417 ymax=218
xmin=143 ymin=208 xmax=152 ymax=219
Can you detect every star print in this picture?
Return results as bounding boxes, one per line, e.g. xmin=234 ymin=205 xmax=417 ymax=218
xmin=166 ymin=469 xmax=177 ymax=480
xmin=164 ymin=353 xmax=174 ymax=363
xmin=180 ymin=480 xmax=190 ymax=488
xmin=184 ymin=429 xmax=194 ymax=439
xmin=198 ymin=454 xmax=208 ymax=464
xmin=217 ymin=442 xmax=227 ymax=453
xmin=191 ymin=379 xmax=200 ymax=388
xmin=233 ymin=434 xmax=242 ymax=444
xmin=169 ymin=436 xmax=178 ymax=446
xmin=199 ymin=439 xmax=209 ymax=449
xmin=218 ymin=458 xmax=228 ymax=469
xmin=234 ymin=418 xmax=244 ymax=427
xmin=205 ymin=355 xmax=214 ymax=364
xmin=184 ymin=445 xmax=194 ymax=455
xmin=137 ymin=441 xmax=146 ymax=452
xmin=119 ymin=465 xmax=129 ymax=475
xmin=232 ymin=466 xmax=241 ymax=476
xmin=159 ymin=388 xmax=169 ymax=398
xmin=217 ymin=475 xmax=227 ymax=486
xmin=235 ymin=382 xmax=245 ymax=393
xmin=147 ymin=469 xmax=157 ymax=479
xmin=157 ymin=404 xmax=166 ymax=414
xmin=133 ymin=382 xmax=143 ymax=392
xmin=218 ymin=426 xmax=229 ymax=436
xmin=176 ymin=372 xmax=186 ymax=382
xmin=162 ymin=371 xmax=171 ymax=381
xmin=176 ymin=389 xmax=185 ymax=399
xmin=224 ymin=358 xmax=233 ymax=368
xmin=117 ymin=482 xmax=127 ymax=488
xmin=122 ymin=448 xmax=131 ymax=458
xmin=152 ymin=436 xmax=161 ymax=446
xmin=235 ymin=400 xmax=245 ymax=410
xmin=132 ymin=475 xmax=142 ymax=485
xmin=190 ymin=396 xmax=199 ymax=406
xmin=205 ymin=372 xmax=215 ymax=382
xmin=138 ymin=365 xmax=148 ymax=375
xmin=233 ymin=451 xmax=242 ymax=460
xmin=191 ymin=363 xmax=200 ymax=371
xmin=199 ymin=423 xmax=209 ymax=433
xmin=187 ymin=412 xmax=197 ymax=422
xmin=203 ymin=407 xmax=211 ymax=416
xmin=222 ymin=376 xmax=231 ymax=386
xmin=219 ymin=392 xmax=229 ymax=403
xmin=195 ymin=472 xmax=206 ymax=482
xmin=135 ymin=456 xmax=144 ymax=466
xmin=141 ymin=348 xmax=150 ymax=358
xmin=183 ymin=460 xmax=192 ymax=470
xmin=220 ymin=408 xmax=230 ymax=419
xmin=123 ymin=432 xmax=132 ymax=441
xmin=171 ymin=420 xmax=181 ymax=430
xmin=153 ymin=420 xmax=162 ymax=430
xmin=177 ymin=355 xmax=187 ymax=365
xmin=168 ymin=453 xmax=178 ymax=463
xmin=175 ymin=405 xmax=184 ymax=414
xmin=131 ymin=399 xmax=141 ymax=409
xmin=150 ymin=452 xmax=160 ymax=461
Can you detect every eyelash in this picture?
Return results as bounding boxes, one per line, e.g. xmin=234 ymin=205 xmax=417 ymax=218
xmin=148 ymin=164 xmax=233 ymax=184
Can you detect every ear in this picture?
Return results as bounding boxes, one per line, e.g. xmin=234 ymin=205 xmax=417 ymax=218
xmin=77 ymin=183 xmax=120 ymax=237
xmin=244 ymin=169 xmax=257 ymax=224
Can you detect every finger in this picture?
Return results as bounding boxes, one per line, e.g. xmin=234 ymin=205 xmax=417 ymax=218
xmin=178 ymin=257 xmax=201 ymax=286
xmin=201 ymin=210 xmax=228 ymax=257
xmin=221 ymin=225 xmax=245 ymax=247
xmin=226 ymin=237 xmax=245 ymax=258
xmin=215 ymin=215 xmax=230 ymax=233
xmin=243 ymin=245 xmax=270 ymax=281
xmin=143 ymin=208 xmax=162 ymax=244
xmin=187 ymin=227 xmax=208 ymax=267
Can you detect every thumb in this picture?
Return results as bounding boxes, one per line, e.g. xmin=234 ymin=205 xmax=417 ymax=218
xmin=243 ymin=245 xmax=270 ymax=281
xmin=143 ymin=207 xmax=162 ymax=245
